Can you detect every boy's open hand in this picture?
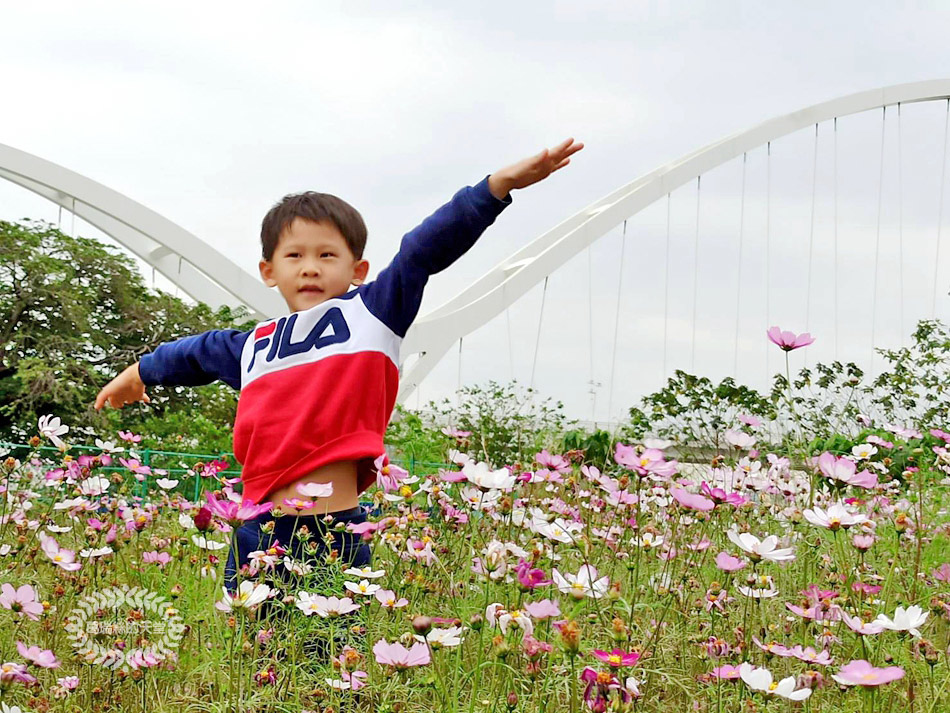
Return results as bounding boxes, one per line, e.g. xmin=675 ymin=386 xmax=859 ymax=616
xmin=94 ymin=363 xmax=152 ymax=411
xmin=488 ymin=138 xmax=584 ymax=200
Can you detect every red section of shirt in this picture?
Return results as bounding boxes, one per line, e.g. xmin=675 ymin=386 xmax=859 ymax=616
xmin=233 ymin=351 xmax=398 ymax=504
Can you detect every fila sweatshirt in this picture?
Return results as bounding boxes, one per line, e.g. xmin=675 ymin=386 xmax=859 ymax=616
xmin=138 ymin=176 xmax=512 ymax=503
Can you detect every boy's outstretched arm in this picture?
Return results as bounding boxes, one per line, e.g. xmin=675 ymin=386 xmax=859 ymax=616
xmin=362 ymin=138 xmax=584 ymax=338
xmin=487 ymin=137 xmax=585 ymax=200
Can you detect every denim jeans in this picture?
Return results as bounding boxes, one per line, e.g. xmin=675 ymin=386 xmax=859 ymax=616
xmin=223 ymin=505 xmax=372 ymax=595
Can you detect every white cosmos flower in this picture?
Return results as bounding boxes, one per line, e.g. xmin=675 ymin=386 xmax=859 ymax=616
xmin=633 ymin=532 xmax=665 ymax=549
xmin=178 ymin=513 xmax=195 ymax=530
xmin=462 ymin=461 xmax=517 ymax=490
xmin=536 ymin=518 xmax=583 ymax=544
xmin=803 ymin=503 xmax=868 ymax=530
xmin=192 ymin=535 xmax=228 ymax=551
xmin=95 ymin=438 xmax=123 ymax=453
xmin=295 ymin=592 xmax=360 ymax=617
xmin=155 ymin=478 xmax=179 ymax=490
xmin=873 ymin=605 xmax=929 ymax=638
xmin=283 ymin=557 xmax=312 ymax=576
xmin=851 ymin=443 xmax=878 ymax=460
xmin=414 ymin=625 xmax=466 ymax=648
xmin=215 ymin=581 xmax=271 ymax=612
xmin=295 ymin=482 xmax=334 ymax=498
xmin=459 ymin=485 xmax=501 ymax=510
xmin=552 ymin=565 xmax=610 ymax=599
xmin=739 ymin=662 xmax=811 ymax=700
xmin=738 ymin=584 xmax=779 ymax=598
xmin=343 ymin=565 xmax=386 ymax=579
xmin=46 ymin=525 xmax=72 ymax=533
xmin=38 ymin=415 xmax=68 ymax=449
xmin=80 ymin=546 xmax=113 ymax=558
xmin=79 ymin=477 xmax=111 ymax=497
xmin=344 ymin=579 xmax=381 ymax=597
xmin=727 ymin=530 xmax=795 ymax=563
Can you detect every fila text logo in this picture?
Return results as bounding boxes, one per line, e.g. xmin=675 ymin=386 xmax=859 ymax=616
xmin=248 ymin=307 xmax=350 ymax=372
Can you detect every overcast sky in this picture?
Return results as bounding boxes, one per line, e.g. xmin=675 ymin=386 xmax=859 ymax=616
xmin=3 ymin=1 xmax=950 ymax=425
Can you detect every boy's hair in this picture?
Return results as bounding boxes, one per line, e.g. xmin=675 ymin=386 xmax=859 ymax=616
xmin=260 ymin=192 xmax=367 ymax=262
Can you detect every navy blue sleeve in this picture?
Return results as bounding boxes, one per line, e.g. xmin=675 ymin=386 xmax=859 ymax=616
xmin=361 ymin=175 xmax=512 ymax=337
xmin=137 ymin=329 xmax=250 ymax=391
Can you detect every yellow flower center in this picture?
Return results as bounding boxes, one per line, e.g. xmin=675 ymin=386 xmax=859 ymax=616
xmin=608 ymin=654 xmax=622 ymax=666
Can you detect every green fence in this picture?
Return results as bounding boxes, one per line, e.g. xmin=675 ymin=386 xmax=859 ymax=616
xmin=0 ymin=441 xmax=450 ymax=503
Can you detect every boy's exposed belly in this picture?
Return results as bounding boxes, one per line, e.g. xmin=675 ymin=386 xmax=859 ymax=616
xmin=263 ymin=459 xmax=360 ymax=515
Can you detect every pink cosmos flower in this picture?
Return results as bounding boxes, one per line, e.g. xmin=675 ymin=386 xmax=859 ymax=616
xmin=374 ymin=454 xmax=407 ymax=492
xmin=204 ymin=491 xmax=273 ymax=526
xmin=0 ymin=583 xmax=43 ymax=621
xmin=592 ymin=649 xmax=641 ymax=668
xmin=536 ymin=449 xmax=572 ymax=473
xmin=767 ymin=326 xmax=815 ymax=351
xmin=832 ymin=660 xmax=904 ymax=687
xmin=406 ymin=538 xmax=438 ymax=566
xmin=372 ymin=640 xmax=431 ymax=669
xmin=16 ymin=642 xmax=60 ymax=668
xmin=57 ymin=675 xmax=79 ymax=690
xmin=441 ymin=426 xmax=472 ymax=439
xmin=669 ymin=487 xmax=714 ymax=511
xmin=709 ymin=665 xmax=742 ymax=680
xmin=816 ymin=452 xmax=878 ymax=489
xmin=786 ymin=645 xmax=833 ymax=666
xmin=38 ymin=532 xmax=82 ymax=572
xmin=142 ymin=551 xmax=172 ymax=568
xmin=346 ymin=520 xmax=384 ymax=541
xmin=700 ymin=482 xmax=748 ymax=507
xmin=118 ymin=457 xmax=152 ymax=482
xmin=840 ymin=611 xmax=884 ymax=635
xmin=118 ymin=430 xmax=142 ymax=443
xmin=374 ymin=589 xmax=408 ymax=609
xmin=752 ymin=637 xmax=792 ymax=657
xmin=0 ymin=661 xmax=36 ymax=684
xmin=738 ymin=414 xmax=762 ymax=428
xmin=934 ymin=563 xmax=950 ymax=582
xmin=883 ymin=423 xmax=923 ymax=440
xmin=524 ymin=599 xmax=561 ymax=620
xmin=715 ymin=552 xmax=746 ymax=572
xmin=614 ymin=444 xmax=678 ymax=479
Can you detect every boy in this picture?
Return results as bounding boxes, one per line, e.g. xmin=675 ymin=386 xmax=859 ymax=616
xmin=94 ymin=138 xmax=583 ymax=591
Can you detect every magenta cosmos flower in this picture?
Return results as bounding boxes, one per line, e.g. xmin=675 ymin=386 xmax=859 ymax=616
xmin=204 ymin=491 xmax=273 ymax=526
xmin=832 ymin=660 xmax=904 ymax=686
xmin=669 ymin=487 xmax=714 ymax=512
xmin=592 ymin=648 xmax=641 ymax=668
xmin=767 ymin=326 xmax=815 ymax=351
xmin=372 ymin=640 xmax=430 ymax=669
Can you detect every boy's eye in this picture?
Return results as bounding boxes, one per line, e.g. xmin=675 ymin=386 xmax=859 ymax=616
xmin=321 ymin=253 xmax=334 ymax=258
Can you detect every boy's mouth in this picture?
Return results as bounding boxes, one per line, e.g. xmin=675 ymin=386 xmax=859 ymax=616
xmin=298 ymin=287 xmax=323 ymax=293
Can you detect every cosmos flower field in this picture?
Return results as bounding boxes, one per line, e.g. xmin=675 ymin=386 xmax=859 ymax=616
xmin=2 ymin=332 xmax=950 ymax=712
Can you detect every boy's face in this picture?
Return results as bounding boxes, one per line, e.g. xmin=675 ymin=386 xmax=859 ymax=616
xmin=259 ymin=218 xmax=369 ymax=313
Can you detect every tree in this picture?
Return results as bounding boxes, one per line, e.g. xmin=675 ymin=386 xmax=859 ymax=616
xmin=0 ymin=220 xmax=255 ymax=450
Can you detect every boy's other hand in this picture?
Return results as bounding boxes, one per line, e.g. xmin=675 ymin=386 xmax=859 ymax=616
xmin=488 ymin=137 xmax=584 ymax=199
xmin=94 ymin=362 xmax=152 ymax=411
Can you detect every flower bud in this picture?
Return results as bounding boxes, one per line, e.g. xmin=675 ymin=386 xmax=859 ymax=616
xmin=412 ymin=616 xmax=432 ymax=635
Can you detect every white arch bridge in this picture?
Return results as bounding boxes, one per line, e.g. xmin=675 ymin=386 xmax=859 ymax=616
xmin=4 ymin=79 xmax=950 ymax=424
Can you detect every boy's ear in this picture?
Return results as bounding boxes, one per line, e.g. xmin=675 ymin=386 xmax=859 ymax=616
xmin=259 ymin=259 xmax=277 ymax=287
xmin=351 ymin=259 xmax=370 ymax=286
